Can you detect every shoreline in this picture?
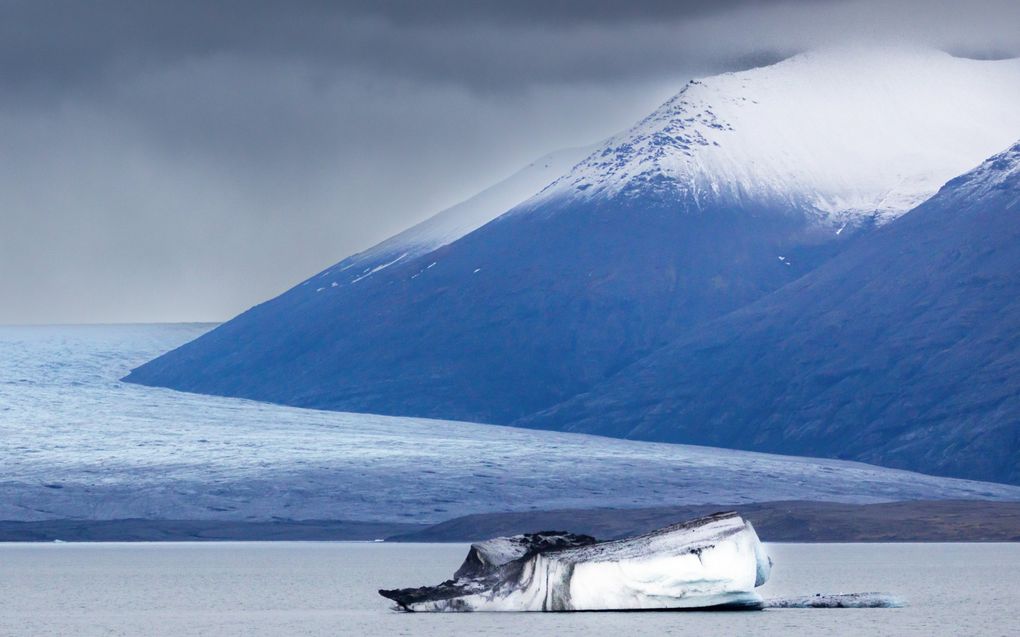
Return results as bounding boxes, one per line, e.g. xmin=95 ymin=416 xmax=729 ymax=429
xmin=3 ymin=499 xmax=1019 ymax=543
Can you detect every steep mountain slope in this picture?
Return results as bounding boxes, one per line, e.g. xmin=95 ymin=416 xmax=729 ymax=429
xmin=128 ymin=194 xmax=834 ymax=423
xmin=520 ymin=142 xmax=1020 ymax=484
xmin=335 ymin=145 xmax=594 ymax=274
xmin=126 ymin=48 xmax=1020 ymax=427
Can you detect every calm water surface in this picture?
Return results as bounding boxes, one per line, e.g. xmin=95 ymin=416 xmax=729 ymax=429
xmin=0 ymin=542 xmax=1017 ymax=636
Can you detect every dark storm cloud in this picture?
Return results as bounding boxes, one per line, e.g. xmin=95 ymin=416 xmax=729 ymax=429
xmin=340 ymin=0 xmax=783 ymax=25
xmin=3 ymin=0 xmax=1017 ymax=94
xmin=0 ymin=0 xmax=808 ymax=96
xmin=1 ymin=0 xmax=1018 ymax=323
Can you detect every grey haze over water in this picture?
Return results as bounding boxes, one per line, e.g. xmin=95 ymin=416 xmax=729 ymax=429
xmin=2 ymin=0 xmax=1019 ymax=323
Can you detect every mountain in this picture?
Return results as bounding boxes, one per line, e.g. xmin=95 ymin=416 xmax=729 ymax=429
xmin=333 ymin=144 xmax=594 ymax=276
xmin=532 ymin=47 xmax=1020 ymax=223
xmin=520 ymin=141 xmax=1020 ymax=484
xmin=126 ymin=47 xmax=1020 ymax=429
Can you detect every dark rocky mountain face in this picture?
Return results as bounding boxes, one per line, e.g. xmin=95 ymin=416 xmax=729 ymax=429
xmin=520 ymin=143 xmax=1020 ymax=485
xmin=125 ymin=194 xmax=848 ymax=424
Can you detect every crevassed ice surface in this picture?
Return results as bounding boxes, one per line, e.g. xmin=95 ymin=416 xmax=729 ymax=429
xmin=2 ymin=324 xmax=1020 ymax=523
xmin=532 ymin=47 xmax=1020 ymax=223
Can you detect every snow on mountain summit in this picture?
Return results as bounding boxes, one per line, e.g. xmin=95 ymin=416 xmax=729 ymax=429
xmin=534 ymin=47 xmax=1020 ymax=225
xmin=941 ymin=139 xmax=1020 ymax=200
xmin=308 ymin=47 xmax=1019 ymax=290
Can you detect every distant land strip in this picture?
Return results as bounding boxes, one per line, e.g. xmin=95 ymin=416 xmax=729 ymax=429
xmin=389 ymin=500 xmax=1020 ymax=543
xmin=3 ymin=500 xmax=1020 ymax=543
xmin=0 ymin=519 xmax=425 ymax=542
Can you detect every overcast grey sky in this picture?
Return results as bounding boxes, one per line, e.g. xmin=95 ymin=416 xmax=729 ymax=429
xmin=2 ymin=0 xmax=1018 ymax=324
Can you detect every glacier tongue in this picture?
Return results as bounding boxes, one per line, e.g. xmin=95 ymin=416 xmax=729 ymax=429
xmin=379 ymin=512 xmax=772 ymax=612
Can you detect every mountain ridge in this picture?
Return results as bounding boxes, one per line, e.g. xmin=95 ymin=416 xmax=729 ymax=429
xmin=529 ymin=46 xmax=1020 ymax=224
xmin=518 ymin=140 xmax=1020 ymax=484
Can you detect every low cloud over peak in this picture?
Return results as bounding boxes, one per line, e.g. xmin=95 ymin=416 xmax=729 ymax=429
xmin=1 ymin=0 xmax=1017 ymax=323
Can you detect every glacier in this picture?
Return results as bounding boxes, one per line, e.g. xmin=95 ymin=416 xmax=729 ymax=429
xmin=4 ymin=324 xmax=1020 ymax=524
xmin=379 ymin=512 xmax=772 ymax=612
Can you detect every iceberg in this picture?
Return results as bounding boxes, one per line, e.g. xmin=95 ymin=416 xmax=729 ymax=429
xmin=379 ymin=512 xmax=772 ymax=612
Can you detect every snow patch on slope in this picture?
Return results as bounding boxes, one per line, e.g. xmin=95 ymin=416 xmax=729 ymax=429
xmin=350 ymin=252 xmax=407 ymax=284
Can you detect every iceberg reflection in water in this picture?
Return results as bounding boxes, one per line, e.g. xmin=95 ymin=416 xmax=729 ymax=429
xmin=380 ymin=512 xmax=773 ymax=612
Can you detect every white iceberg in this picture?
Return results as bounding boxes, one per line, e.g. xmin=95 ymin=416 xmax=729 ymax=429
xmin=379 ymin=512 xmax=772 ymax=612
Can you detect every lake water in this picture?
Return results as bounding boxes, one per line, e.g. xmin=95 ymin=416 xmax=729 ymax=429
xmin=0 ymin=542 xmax=1017 ymax=636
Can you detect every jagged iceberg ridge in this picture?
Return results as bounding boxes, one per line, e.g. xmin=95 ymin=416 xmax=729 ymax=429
xmin=379 ymin=512 xmax=772 ymax=611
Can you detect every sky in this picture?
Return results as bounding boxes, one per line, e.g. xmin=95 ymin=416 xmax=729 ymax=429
xmin=2 ymin=0 xmax=1019 ymax=324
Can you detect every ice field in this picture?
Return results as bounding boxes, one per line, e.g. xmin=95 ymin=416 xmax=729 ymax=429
xmin=3 ymin=324 xmax=1019 ymax=524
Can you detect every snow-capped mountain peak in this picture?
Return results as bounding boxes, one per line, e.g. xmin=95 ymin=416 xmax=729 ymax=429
xmin=942 ymin=140 xmax=1020 ymax=200
xmin=304 ymin=47 xmax=1020 ymax=292
xmin=533 ymin=47 xmax=1020 ymax=226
